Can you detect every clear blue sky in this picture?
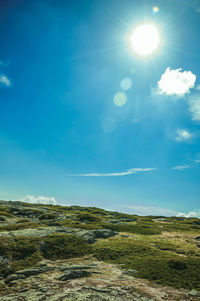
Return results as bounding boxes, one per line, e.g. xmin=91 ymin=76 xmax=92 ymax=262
xmin=1 ymin=0 xmax=200 ymax=216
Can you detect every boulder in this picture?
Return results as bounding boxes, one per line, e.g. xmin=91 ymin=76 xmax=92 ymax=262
xmin=56 ymin=270 xmax=91 ymax=281
xmin=58 ymin=264 xmax=97 ymax=272
xmin=76 ymin=229 xmax=117 ymax=243
xmin=188 ymin=289 xmax=199 ymax=297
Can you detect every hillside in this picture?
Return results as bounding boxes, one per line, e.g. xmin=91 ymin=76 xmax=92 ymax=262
xmin=0 ymin=200 xmax=200 ymax=300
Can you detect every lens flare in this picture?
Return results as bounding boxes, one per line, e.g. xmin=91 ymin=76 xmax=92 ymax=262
xmin=113 ymin=92 xmax=127 ymax=107
xmin=153 ymin=6 xmax=159 ymax=13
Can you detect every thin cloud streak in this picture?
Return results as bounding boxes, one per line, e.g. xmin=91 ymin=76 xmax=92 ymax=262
xmin=172 ymin=164 xmax=190 ymax=171
xmin=69 ymin=168 xmax=157 ymax=177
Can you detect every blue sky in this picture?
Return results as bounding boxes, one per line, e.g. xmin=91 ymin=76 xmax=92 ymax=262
xmin=1 ymin=0 xmax=200 ymax=216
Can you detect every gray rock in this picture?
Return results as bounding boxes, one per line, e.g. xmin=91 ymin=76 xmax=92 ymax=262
xmin=56 ymin=270 xmax=91 ymax=281
xmin=15 ymin=266 xmax=54 ymax=277
xmin=195 ymin=236 xmax=200 ymax=241
xmin=58 ymin=264 xmax=97 ymax=272
xmin=122 ymin=269 xmax=137 ymax=276
xmin=77 ymin=229 xmax=117 ymax=243
xmin=0 ymin=226 xmax=77 ymax=238
xmin=188 ymin=289 xmax=199 ymax=296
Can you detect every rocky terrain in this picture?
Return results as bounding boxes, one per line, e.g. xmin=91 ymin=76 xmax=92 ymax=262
xmin=0 ymin=200 xmax=200 ymax=300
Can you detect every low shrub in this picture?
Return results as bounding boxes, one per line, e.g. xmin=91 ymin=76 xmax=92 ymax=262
xmin=76 ymin=213 xmax=101 ymax=223
xmin=41 ymin=233 xmax=93 ymax=260
xmin=0 ymin=222 xmax=40 ymax=232
xmin=39 ymin=213 xmax=56 ymax=220
xmin=0 ymin=211 xmax=14 ymax=218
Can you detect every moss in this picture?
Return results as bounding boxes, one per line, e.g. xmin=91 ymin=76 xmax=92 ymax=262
xmin=41 ymin=233 xmax=93 ymax=260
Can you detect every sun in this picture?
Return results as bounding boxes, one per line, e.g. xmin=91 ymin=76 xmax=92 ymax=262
xmin=130 ymin=24 xmax=160 ymax=56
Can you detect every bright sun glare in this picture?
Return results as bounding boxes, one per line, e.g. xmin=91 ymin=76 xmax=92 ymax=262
xmin=130 ymin=24 xmax=160 ymax=56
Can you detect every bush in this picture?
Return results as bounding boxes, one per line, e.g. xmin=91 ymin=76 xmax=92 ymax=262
xmin=41 ymin=234 xmax=93 ymax=260
xmin=39 ymin=213 xmax=56 ymax=220
xmin=102 ymin=222 xmax=162 ymax=235
xmin=76 ymin=213 xmax=101 ymax=223
xmin=0 ymin=211 xmax=14 ymax=217
xmin=0 ymin=222 xmax=40 ymax=232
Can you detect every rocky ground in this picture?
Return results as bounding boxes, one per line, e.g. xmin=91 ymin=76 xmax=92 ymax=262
xmin=0 ymin=200 xmax=200 ymax=300
xmin=1 ymin=256 xmax=199 ymax=301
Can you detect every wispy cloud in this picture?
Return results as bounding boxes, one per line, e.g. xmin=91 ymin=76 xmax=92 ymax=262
xmin=188 ymin=94 xmax=200 ymax=121
xmin=157 ymin=67 xmax=196 ymax=96
xmin=124 ymin=205 xmax=177 ymax=217
xmin=16 ymin=195 xmax=56 ymax=205
xmin=175 ymin=129 xmax=194 ymax=142
xmin=69 ymin=168 xmax=157 ymax=177
xmin=172 ymin=164 xmax=190 ymax=171
xmin=177 ymin=210 xmax=200 ymax=218
xmin=195 ymin=159 xmax=200 ymax=163
xmin=0 ymin=74 xmax=11 ymax=87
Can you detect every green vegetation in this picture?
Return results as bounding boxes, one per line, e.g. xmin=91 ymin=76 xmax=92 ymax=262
xmin=93 ymin=237 xmax=200 ymax=289
xmin=102 ymin=221 xmax=162 ymax=235
xmin=41 ymin=233 xmax=92 ymax=260
xmin=39 ymin=213 xmax=56 ymax=220
xmin=0 ymin=211 xmax=14 ymax=218
xmin=76 ymin=213 xmax=101 ymax=222
xmin=0 ymin=236 xmax=42 ymax=275
xmin=0 ymin=222 xmax=40 ymax=232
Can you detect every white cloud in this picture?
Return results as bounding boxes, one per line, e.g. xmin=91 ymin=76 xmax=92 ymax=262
xmin=195 ymin=160 xmax=200 ymax=163
xmin=175 ymin=129 xmax=194 ymax=141
xmin=16 ymin=195 xmax=56 ymax=205
xmin=69 ymin=168 xmax=157 ymax=177
xmin=188 ymin=94 xmax=200 ymax=121
xmin=157 ymin=67 xmax=196 ymax=96
xmin=172 ymin=164 xmax=190 ymax=171
xmin=177 ymin=210 xmax=200 ymax=218
xmin=124 ymin=205 xmax=177 ymax=217
xmin=0 ymin=74 xmax=11 ymax=87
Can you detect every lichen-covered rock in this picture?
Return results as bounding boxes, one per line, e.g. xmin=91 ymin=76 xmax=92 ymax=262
xmin=14 ymin=266 xmax=54 ymax=277
xmin=56 ymin=270 xmax=91 ymax=281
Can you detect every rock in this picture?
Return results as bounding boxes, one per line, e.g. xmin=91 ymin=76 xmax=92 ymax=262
xmin=122 ymin=269 xmax=137 ymax=276
xmin=76 ymin=229 xmax=117 ymax=243
xmin=56 ymin=270 xmax=91 ymax=281
xmin=195 ymin=236 xmax=200 ymax=241
xmin=5 ymin=274 xmax=25 ymax=284
xmin=92 ymin=229 xmax=117 ymax=239
xmin=58 ymin=264 xmax=97 ymax=272
xmin=0 ymin=226 xmax=77 ymax=238
xmin=188 ymin=289 xmax=199 ymax=296
xmin=15 ymin=266 xmax=54 ymax=277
